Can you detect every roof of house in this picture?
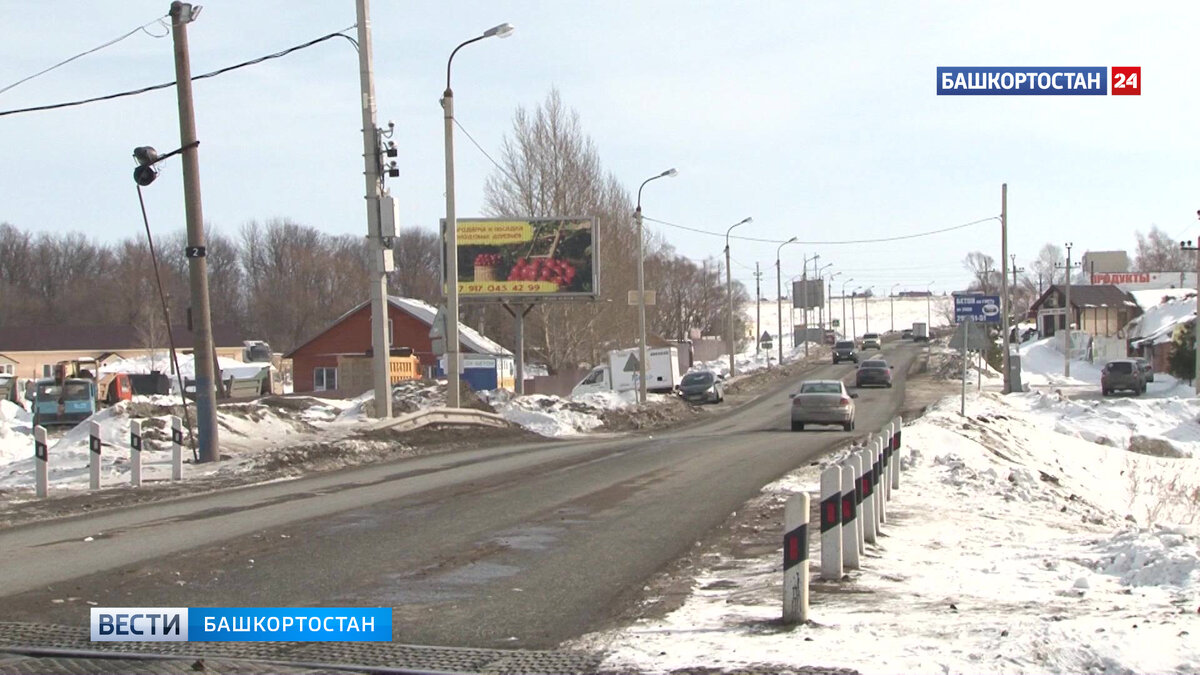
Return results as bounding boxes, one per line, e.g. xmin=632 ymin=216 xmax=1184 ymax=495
xmin=0 ymin=353 xmax=16 ymax=364
xmin=1125 ymin=292 xmax=1197 ymax=347
xmin=1030 ymin=284 xmax=1140 ymax=312
xmin=0 ymin=324 xmax=245 ymax=353
xmin=285 ymin=296 xmax=512 ymax=358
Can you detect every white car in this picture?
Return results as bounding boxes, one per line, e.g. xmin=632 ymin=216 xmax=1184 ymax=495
xmin=790 ymin=379 xmax=857 ymax=432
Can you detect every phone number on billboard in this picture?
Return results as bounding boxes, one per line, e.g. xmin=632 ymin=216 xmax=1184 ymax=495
xmin=458 ymin=281 xmax=560 ymax=294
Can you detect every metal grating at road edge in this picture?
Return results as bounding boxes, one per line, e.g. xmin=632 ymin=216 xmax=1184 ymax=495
xmin=0 ymin=623 xmax=605 ymax=675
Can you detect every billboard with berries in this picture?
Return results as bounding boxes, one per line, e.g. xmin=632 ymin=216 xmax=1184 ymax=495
xmin=449 ymin=218 xmax=598 ymax=301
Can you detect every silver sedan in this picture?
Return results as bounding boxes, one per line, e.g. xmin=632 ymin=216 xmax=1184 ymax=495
xmin=790 ymin=379 xmax=857 ymax=431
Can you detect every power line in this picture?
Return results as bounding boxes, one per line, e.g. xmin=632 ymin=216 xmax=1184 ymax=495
xmin=641 ymin=215 xmax=998 ymax=245
xmin=0 ymin=28 xmax=358 ymax=117
xmin=453 ymin=118 xmax=521 ymax=187
xmin=0 ymin=14 xmax=170 ymax=96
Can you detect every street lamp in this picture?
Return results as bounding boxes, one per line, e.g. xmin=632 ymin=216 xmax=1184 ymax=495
xmin=851 ymin=286 xmax=862 ymax=339
xmin=814 ymin=262 xmax=833 ymax=350
xmin=776 ymin=237 xmax=798 ymax=366
xmin=724 ymin=217 xmax=752 ymax=377
xmin=635 ymin=168 xmax=679 ymax=403
xmin=442 ymin=22 xmax=515 ymax=408
xmin=890 ymin=283 xmax=900 ymax=333
xmin=841 ymin=277 xmax=854 ymax=337
xmin=826 ymin=270 xmax=841 ymax=338
xmin=1182 ymin=227 xmax=1200 ymax=394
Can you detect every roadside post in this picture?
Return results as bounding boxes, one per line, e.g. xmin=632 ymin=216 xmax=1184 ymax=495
xmin=881 ymin=428 xmax=892 ymax=503
xmin=874 ymin=436 xmax=886 ymax=526
xmin=858 ymin=447 xmax=877 ymax=544
xmin=820 ymin=465 xmax=842 ymax=579
xmin=34 ymin=425 xmax=48 ymax=498
xmin=782 ymin=493 xmax=810 ymax=624
xmin=852 ymin=452 xmax=865 ymax=555
xmin=891 ymin=416 xmax=903 ymax=489
xmin=840 ymin=456 xmax=860 ymax=568
xmin=89 ymin=421 xmax=102 ymax=490
xmin=171 ymin=415 xmax=183 ymax=481
xmin=130 ymin=420 xmax=142 ymax=488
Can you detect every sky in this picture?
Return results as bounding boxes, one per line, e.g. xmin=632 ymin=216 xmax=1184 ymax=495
xmin=1 ymin=1 xmax=1197 ymax=297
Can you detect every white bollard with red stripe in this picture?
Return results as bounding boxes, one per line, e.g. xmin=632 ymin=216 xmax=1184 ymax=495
xmin=782 ymin=492 xmax=810 ymax=624
xmin=819 ymin=465 xmax=842 ymax=579
xmin=841 ymin=455 xmax=861 ymax=569
xmin=874 ymin=435 xmax=886 ymax=527
xmin=892 ymin=416 xmax=903 ymax=488
xmin=859 ymin=446 xmax=877 ymax=544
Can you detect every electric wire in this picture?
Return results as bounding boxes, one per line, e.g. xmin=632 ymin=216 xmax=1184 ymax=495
xmin=0 ymin=28 xmax=358 ymax=117
xmin=0 ymin=14 xmax=170 ymax=96
xmin=641 ymin=215 xmax=998 ymax=245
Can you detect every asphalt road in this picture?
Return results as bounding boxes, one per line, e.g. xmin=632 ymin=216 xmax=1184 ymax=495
xmin=0 ymin=342 xmax=922 ymax=650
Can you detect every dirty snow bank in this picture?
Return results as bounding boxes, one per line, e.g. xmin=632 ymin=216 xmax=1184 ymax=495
xmin=577 ymin=391 xmax=1200 ymax=675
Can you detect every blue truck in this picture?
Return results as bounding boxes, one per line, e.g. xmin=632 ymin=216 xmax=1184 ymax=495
xmin=32 ymin=377 xmax=98 ymax=428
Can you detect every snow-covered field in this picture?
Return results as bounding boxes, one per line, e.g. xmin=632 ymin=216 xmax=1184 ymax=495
xmin=577 ymin=389 xmax=1200 ymax=675
xmin=746 ymin=295 xmax=953 ymax=343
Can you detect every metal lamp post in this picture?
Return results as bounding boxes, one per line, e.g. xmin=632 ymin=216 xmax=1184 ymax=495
xmin=776 ymin=237 xmax=798 ymax=365
xmin=889 ymin=283 xmax=900 ymax=333
xmin=1182 ymin=230 xmax=1200 ymax=394
xmin=635 ymin=168 xmax=679 ymax=403
xmin=442 ymin=22 xmax=515 ymax=408
xmin=851 ymin=286 xmax=861 ymax=339
xmin=724 ymin=217 xmax=752 ymax=377
xmin=863 ymin=286 xmax=872 ymax=334
xmin=798 ymin=253 xmax=818 ymax=357
xmin=816 ymin=263 xmax=833 ymax=341
xmin=827 ymin=270 xmax=840 ymax=337
xmin=841 ymin=278 xmax=854 ymax=337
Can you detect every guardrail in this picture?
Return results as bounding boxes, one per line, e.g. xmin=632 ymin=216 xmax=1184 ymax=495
xmin=783 ymin=414 xmax=904 ymax=624
xmin=371 ymin=407 xmax=511 ymax=434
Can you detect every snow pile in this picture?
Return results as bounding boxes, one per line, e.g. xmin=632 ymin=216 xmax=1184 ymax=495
xmin=1018 ymin=336 xmax=1103 ymax=387
xmin=0 ymin=399 xmax=34 ymax=466
xmin=1013 ymin=391 xmax=1200 ymax=458
xmin=1127 ymin=292 xmax=1196 ymax=347
xmin=100 ymin=353 xmax=263 ymax=380
xmin=488 ymin=388 xmax=666 ymax=437
xmin=580 ymin=390 xmax=1200 ymax=675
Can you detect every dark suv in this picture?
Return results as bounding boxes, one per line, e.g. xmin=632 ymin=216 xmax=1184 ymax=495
xmin=832 ymin=340 xmax=858 ymax=364
xmin=1101 ymin=359 xmax=1146 ymax=396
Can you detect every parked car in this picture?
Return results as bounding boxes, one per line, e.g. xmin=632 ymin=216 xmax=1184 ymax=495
xmin=678 ymin=369 xmax=724 ymax=404
xmin=790 ymin=379 xmax=857 ymax=431
xmin=823 ymin=329 xmax=837 ymax=345
xmin=901 ymin=328 xmax=913 ymax=340
xmin=861 ymin=333 xmax=881 ymax=350
xmin=1133 ymin=357 xmax=1154 ymax=383
xmin=832 ymin=340 xmax=858 ymax=364
xmin=1101 ymin=359 xmax=1146 ymax=396
xmin=856 ymin=359 xmax=894 ymax=388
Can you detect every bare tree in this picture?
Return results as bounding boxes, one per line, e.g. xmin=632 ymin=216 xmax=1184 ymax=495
xmin=1133 ymin=226 xmax=1188 ymax=273
xmin=390 ymin=227 xmax=441 ymax=304
xmin=1028 ymin=243 xmax=1062 ymax=292
xmin=963 ymin=251 xmax=1000 ymax=294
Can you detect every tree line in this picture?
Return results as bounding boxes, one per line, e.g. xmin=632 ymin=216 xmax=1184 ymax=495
xmin=0 ymin=91 xmax=748 ymax=373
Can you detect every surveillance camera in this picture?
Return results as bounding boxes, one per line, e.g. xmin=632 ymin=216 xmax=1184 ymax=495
xmin=388 ymin=120 xmax=395 ymax=129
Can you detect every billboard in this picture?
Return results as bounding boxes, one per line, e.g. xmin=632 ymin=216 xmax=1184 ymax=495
xmin=791 ymin=279 xmax=825 ymax=309
xmin=445 ymin=218 xmax=598 ymax=301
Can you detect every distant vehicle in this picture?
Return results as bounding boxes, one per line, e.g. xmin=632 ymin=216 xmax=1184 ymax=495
xmin=861 ymin=333 xmax=881 ymax=350
xmin=572 ymin=346 xmax=682 ymax=398
xmin=0 ymin=374 xmax=15 ymax=403
xmin=856 ymin=359 xmax=894 ymax=388
xmin=243 ymin=340 xmax=273 ymax=364
xmin=823 ymin=329 xmax=837 ymax=345
xmin=912 ymin=322 xmax=929 ymax=342
xmin=678 ymin=370 xmax=724 ymax=404
xmin=901 ymin=328 xmax=913 ymax=340
xmin=32 ymin=378 xmax=97 ymax=427
xmin=790 ymin=379 xmax=857 ymax=431
xmin=97 ymin=372 xmax=134 ymax=406
xmin=832 ymin=340 xmax=858 ymax=364
xmin=1132 ymin=357 xmax=1154 ymax=383
xmin=1101 ymin=359 xmax=1145 ymax=396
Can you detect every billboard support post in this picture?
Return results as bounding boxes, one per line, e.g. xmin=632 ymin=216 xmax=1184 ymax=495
xmin=504 ymin=303 xmax=534 ymax=395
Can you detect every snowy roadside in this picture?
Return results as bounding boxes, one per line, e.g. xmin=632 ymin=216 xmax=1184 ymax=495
xmin=574 ymin=390 xmax=1200 ymax=675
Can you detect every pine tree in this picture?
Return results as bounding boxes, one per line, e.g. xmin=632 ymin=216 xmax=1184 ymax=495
xmin=1167 ymin=320 xmax=1196 ymax=383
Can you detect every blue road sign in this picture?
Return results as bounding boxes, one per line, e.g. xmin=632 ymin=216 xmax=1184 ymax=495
xmin=954 ymin=294 xmax=1001 ymax=323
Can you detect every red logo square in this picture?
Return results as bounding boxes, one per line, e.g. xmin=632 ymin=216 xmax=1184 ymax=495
xmin=1111 ymin=67 xmax=1141 ymax=95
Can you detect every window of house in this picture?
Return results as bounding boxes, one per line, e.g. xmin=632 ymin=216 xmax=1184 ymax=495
xmin=314 ymin=367 xmax=337 ymax=392
xmin=0 ymin=364 xmax=12 ymax=375
xmin=388 ymin=319 xmax=394 ymax=347
xmin=42 ymin=364 xmax=52 ymax=377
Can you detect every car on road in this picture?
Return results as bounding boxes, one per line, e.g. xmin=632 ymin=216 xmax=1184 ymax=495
xmin=861 ymin=333 xmax=881 ymax=350
xmin=901 ymin=328 xmax=913 ymax=340
xmin=855 ymin=359 xmax=894 ymax=388
xmin=1101 ymin=359 xmax=1146 ymax=396
xmin=790 ymin=379 xmax=857 ymax=431
xmin=832 ymin=340 xmax=858 ymax=364
xmin=1133 ymin=357 xmax=1154 ymax=383
xmin=677 ymin=369 xmax=724 ymax=404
